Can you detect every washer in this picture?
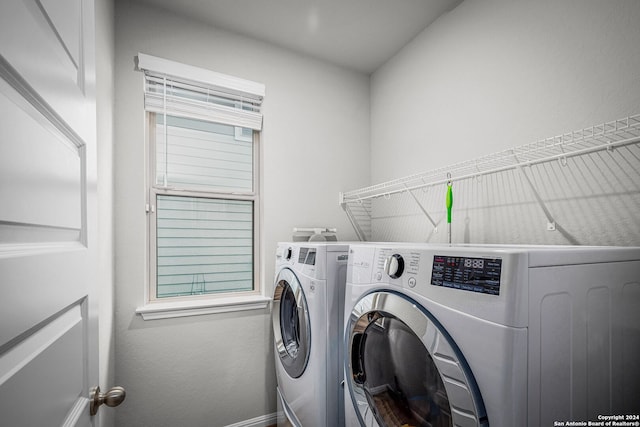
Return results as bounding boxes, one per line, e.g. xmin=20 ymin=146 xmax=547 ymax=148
xmin=273 ymin=242 xmax=349 ymax=427
xmin=344 ymin=243 xmax=640 ymax=427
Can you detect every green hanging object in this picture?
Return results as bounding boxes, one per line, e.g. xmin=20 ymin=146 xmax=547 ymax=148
xmin=446 ymin=176 xmax=453 ymax=245
xmin=446 ymin=181 xmax=453 ymax=224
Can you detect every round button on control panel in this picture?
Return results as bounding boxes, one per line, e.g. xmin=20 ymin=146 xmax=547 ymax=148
xmin=384 ymin=254 xmax=405 ymax=279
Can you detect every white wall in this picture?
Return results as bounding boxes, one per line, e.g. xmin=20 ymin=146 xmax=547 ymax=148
xmin=95 ymin=0 xmax=116 ymax=426
xmin=113 ymin=1 xmax=370 ymax=426
xmin=369 ymin=0 xmax=640 ymax=245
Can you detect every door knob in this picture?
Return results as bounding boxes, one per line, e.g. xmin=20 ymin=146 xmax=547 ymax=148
xmin=90 ymin=386 xmax=126 ymax=416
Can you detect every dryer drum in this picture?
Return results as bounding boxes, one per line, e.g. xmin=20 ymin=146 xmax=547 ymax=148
xmin=346 ymin=291 xmax=488 ymax=427
xmin=350 ymin=332 xmax=366 ymax=385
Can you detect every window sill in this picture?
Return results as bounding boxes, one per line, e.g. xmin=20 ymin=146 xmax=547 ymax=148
xmin=136 ymin=295 xmax=272 ymax=320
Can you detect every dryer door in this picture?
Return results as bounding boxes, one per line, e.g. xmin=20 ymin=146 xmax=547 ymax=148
xmin=345 ymin=291 xmax=488 ymax=427
xmin=272 ymin=267 xmax=311 ymax=378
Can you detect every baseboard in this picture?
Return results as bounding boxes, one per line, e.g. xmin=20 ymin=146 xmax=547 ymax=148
xmin=224 ymin=412 xmax=277 ymax=427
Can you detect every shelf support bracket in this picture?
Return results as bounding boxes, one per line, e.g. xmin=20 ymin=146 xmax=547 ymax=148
xmin=512 ymin=150 xmax=579 ymax=244
xmin=511 ymin=147 xmax=560 ymax=232
xmin=340 ymin=199 xmax=369 ymax=242
xmin=515 ymin=163 xmax=580 ymax=244
xmin=515 ymin=164 xmax=556 ymax=230
xmin=404 ymin=184 xmax=438 ymax=232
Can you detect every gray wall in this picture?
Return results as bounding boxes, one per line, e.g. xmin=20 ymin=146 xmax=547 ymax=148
xmin=113 ymin=1 xmax=370 ymax=426
xmin=369 ymin=0 xmax=640 ymax=245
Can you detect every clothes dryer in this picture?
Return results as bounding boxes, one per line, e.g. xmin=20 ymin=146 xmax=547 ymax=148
xmin=344 ymin=244 xmax=640 ymax=427
xmin=273 ymin=242 xmax=349 ymax=427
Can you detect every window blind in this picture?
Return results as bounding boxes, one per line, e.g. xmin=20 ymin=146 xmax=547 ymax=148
xmin=137 ymin=53 xmax=265 ymax=130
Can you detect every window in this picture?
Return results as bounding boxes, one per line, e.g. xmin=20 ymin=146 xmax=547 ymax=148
xmin=135 ymin=53 xmax=269 ymax=319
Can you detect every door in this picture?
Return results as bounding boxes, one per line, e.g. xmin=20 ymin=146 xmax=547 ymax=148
xmin=0 ymin=0 xmax=100 ymax=425
xmin=345 ymin=291 xmax=488 ymax=427
xmin=272 ymin=267 xmax=311 ymax=379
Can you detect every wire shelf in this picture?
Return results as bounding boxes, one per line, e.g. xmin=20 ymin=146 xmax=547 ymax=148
xmin=340 ymin=114 xmax=640 ymax=242
xmin=341 ymin=115 xmax=640 ymax=203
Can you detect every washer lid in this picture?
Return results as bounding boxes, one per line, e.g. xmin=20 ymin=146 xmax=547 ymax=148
xmin=345 ymin=291 xmax=488 ymax=427
xmin=272 ymin=267 xmax=311 ymax=378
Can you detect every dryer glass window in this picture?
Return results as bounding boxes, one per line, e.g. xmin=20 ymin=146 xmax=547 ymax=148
xmin=272 ymin=268 xmax=310 ymax=378
xmin=355 ymin=316 xmax=452 ymax=427
xmin=280 ymin=284 xmax=302 ymax=357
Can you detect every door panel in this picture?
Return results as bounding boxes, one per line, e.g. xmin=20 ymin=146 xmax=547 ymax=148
xmin=0 ymin=0 xmax=97 ymax=425
xmin=0 ymin=77 xmax=82 ymax=244
xmin=0 ymin=0 xmax=91 ymax=139
xmin=39 ymin=0 xmax=83 ymax=68
xmin=0 ymin=303 xmax=88 ymax=426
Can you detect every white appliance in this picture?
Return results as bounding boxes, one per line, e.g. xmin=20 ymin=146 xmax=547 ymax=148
xmin=273 ymin=242 xmax=349 ymax=427
xmin=344 ymin=243 xmax=640 ymax=427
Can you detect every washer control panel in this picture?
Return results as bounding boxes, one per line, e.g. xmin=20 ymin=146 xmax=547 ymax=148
xmin=374 ymin=249 xmax=420 ymax=286
xmin=431 ymin=255 xmax=502 ymax=295
xmin=371 ymin=248 xmax=502 ymax=295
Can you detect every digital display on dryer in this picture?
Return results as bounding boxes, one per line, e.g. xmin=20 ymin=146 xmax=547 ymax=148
xmin=431 ymin=255 xmax=502 ymax=295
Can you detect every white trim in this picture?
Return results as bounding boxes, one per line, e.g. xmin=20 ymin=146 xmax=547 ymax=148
xmin=136 ymin=295 xmax=271 ymax=320
xmin=224 ymin=413 xmax=277 ymax=427
xmin=137 ymin=53 xmax=265 ymax=100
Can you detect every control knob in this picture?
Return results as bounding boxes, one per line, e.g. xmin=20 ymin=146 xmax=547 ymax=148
xmin=384 ymin=254 xmax=405 ymax=279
